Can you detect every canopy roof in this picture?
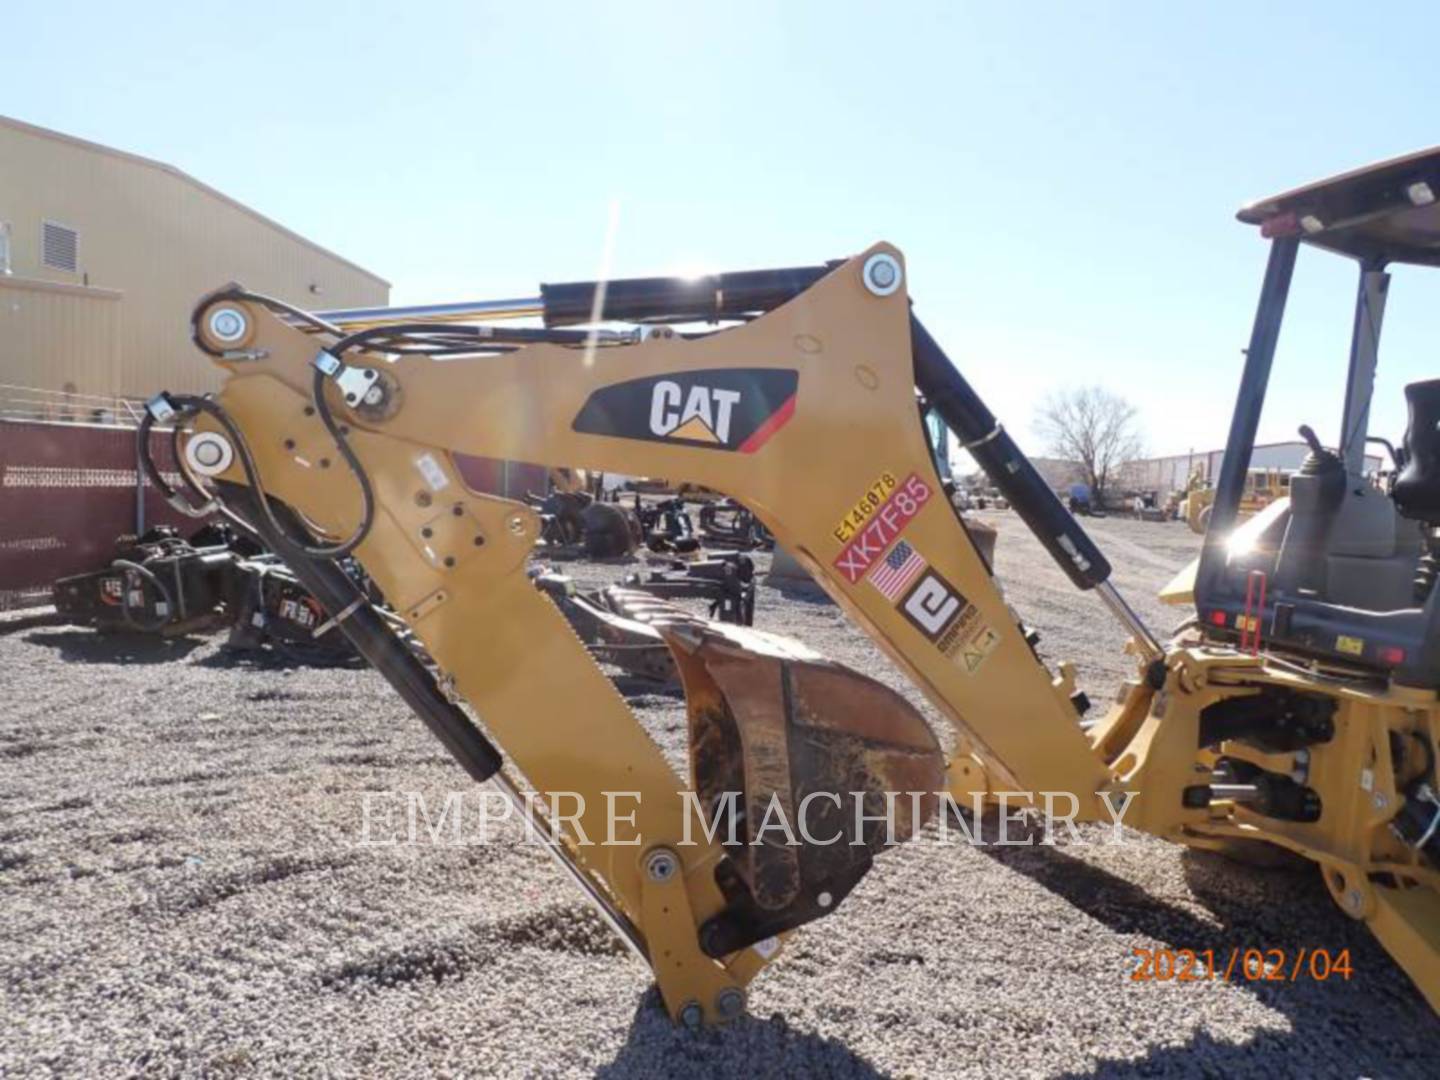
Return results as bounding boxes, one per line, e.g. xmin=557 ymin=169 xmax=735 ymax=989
xmin=1237 ymin=146 xmax=1440 ymax=267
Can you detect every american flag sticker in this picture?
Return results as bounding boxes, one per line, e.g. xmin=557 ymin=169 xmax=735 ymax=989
xmin=867 ymin=539 xmax=927 ymax=600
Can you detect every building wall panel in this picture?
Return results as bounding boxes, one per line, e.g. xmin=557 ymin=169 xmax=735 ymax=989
xmin=0 ymin=278 xmax=122 ymax=416
xmin=0 ymin=117 xmax=388 ymax=400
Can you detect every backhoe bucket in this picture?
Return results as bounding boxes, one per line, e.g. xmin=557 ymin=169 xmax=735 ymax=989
xmin=655 ymin=616 xmax=944 ymax=955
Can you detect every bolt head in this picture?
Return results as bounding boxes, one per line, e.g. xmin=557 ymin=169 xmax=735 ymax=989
xmin=1373 ymin=792 xmax=1389 ymax=810
xmin=644 ymin=848 xmax=680 ymax=883
xmin=185 ymin=433 xmax=234 ymax=477
xmin=208 ymin=307 xmax=248 ymax=343
xmin=363 ymin=385 xmax=385 ymax=406
xmin=714 ymin=988 xmax=746 ymax=1022
xmin=678 ymin=1002 xmax=704 ymax=1031
xmin=862 ymin=253 xmax=903 ymax=296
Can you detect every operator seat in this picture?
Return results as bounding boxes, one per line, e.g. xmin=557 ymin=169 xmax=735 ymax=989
xmin=1394 ymin=378 xmax=1440 ymax=524
xmin=1214 ymin=400 xmax=1439 ymax=684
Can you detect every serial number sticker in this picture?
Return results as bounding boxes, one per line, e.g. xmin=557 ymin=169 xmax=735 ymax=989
xmin=1336 ymin=634 xmax=1365 ymax=656
xmin=833 ymin=471 xmax=899 ymax=545
xmin=833 ymin=473 xmax=933 ymax=583
xmin=415 ymin=452 xmax=450 ymax=492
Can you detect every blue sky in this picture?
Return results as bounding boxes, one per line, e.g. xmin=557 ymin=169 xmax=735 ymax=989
xmin=4 ymin=1 xmax=1436 ymax=459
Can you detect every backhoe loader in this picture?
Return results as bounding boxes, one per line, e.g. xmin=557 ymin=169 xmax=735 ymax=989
xmin=140 ymin=146 xmax=1440 ymax=1023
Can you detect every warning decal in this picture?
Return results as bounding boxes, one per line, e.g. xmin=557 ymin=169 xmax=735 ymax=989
xmin=897 ymin=567 xmax=1001 ymax=674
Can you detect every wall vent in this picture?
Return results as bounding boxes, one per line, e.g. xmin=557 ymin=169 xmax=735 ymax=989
xmin=42 ymin=221 xmax=79 ymax=272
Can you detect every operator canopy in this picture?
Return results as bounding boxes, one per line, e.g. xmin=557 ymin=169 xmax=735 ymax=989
xmin=1238 ymin=145 xmax=1440 ymax=267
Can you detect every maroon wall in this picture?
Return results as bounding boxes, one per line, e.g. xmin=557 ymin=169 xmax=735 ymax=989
xmin=0 ymin=419 xmax=550 ymax=611
xmin=0 ymin=420 xmax=199 ymax=610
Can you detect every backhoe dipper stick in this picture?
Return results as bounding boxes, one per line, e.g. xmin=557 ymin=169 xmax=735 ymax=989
xmin=216 ymin=485 xmax=650 ymax=963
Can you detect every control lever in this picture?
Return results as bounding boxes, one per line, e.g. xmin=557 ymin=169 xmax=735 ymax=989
xmin=1298 ymin=424 xmax=1326 ymax=457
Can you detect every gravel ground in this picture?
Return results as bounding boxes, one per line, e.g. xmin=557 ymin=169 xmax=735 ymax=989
xmin=2 ymin=513 xmax=1437 ymax=1078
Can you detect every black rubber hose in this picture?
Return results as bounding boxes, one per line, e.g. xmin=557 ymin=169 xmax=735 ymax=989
xmin=112 ymin=558 xmax=175 ymax=632
xmin=328 ymin=322 xmax=595 ymax=357
xmin=137 ymin=408 xmax=210 ymax=515
xmin=333 ymin=335 xmax=520 ymax=357
xmin=166 ymin=391 xmax=375 ymax=560
xmin=168 ymin=423 xmax=221 ymax=510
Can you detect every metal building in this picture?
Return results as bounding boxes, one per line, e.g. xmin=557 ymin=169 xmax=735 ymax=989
xmin=1127 ymin=440 xmax=1383 ymax=496
xmin=0 ymin=114 xmax=388 ymax=418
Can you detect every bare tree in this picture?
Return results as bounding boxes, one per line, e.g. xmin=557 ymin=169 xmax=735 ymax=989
xmin=1034 ymin=386 xmax=1143 ymax=507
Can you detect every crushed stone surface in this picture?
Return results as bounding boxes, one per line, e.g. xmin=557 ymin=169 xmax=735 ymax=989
xmin=2 ymin=513 xmax=1436 ymax=1077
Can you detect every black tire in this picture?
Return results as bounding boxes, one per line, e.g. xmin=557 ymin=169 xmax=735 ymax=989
xmin=582 ymin=503 xmax=638 ymax=558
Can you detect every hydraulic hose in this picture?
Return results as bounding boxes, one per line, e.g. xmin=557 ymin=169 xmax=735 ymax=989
xmin=327 ymin=322 xmax=597 ymax=357
xmin=137 ymin=407 xmax=218 ymax=518
xmin=112 ymin=558 xmax=175 ymax=632
xmin=144 ymin=391 xmax=375 ymax=561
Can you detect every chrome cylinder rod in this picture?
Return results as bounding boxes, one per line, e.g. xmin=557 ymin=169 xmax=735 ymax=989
xmin=1095 ymin=580 xmax=1164 ymax=661
xmin=310 ymin=296 xmax=545 ymax=330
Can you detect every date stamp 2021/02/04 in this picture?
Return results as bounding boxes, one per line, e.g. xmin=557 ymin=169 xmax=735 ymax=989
xmin=1129 ymin=947 xmax=1353 ymax=983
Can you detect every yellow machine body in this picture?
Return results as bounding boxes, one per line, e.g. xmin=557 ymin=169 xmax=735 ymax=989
xmin=174 ymin=244 xmax=1439 ymax=1018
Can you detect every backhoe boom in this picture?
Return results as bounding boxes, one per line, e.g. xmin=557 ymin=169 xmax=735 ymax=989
xmin=143 ymin=241 xmax=1440 ymax=1020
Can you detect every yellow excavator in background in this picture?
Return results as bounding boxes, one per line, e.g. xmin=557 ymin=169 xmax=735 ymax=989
xmin=1179 ymin=466 xmax=1292 ymax=534
xmin=142 ymin=146 xmax=1440 ymax=1024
